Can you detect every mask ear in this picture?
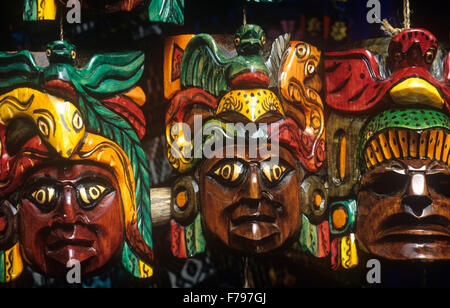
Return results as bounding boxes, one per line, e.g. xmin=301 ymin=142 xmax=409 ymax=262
xmin=300 ymin=175 xmax=328 ymax=218
xmin=170 ymin=176 xmax=205 ymax=258
xmin=0 ymin=200 xmax=18 ymax=251
xmin=171 ymin=176 xmax=199 ymax=226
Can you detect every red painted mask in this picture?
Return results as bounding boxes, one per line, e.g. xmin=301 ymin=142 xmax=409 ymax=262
xmin=19 ymin=163 xmax=124 ymax=277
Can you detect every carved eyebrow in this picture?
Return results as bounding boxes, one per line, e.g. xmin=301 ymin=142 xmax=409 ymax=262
xmin=26 ymin=174 xmax=57 ymax=184
xmin=407 ymin=165 xmax=427 ymax=172
xmin=74 ymin=171 xmax=112 ymax=183
xmin=385 ymin=160 xmax=407 ymax=174
xmin=213 ymin=158 xmax=248 ymax=168
xmin=426 ymin=160 xmax=448 ymax=173
xmin=25 ymin=169 xmax=113 ymax=187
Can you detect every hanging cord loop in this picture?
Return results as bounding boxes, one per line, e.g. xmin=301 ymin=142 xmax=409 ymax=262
xmin=380 ymin=0 xmax=411 ymax=37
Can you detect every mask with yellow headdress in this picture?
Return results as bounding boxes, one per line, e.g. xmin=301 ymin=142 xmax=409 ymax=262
xmin=164 ymin=24 xmax=328 ymax=258
xmin=0 ymin=41 xmax=153 ymax=282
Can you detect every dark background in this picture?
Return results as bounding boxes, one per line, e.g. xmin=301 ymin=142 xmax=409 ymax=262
xmin=0 ymin=0 xmax=449 ymax=288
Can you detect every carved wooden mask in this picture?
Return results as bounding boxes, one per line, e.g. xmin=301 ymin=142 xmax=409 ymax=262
xmin=357 ymin=109 xmax=450 ymax=260
xmin=0 ymin=42 xmax=153 ymax=281
xmin=199 ymin=143 xmax=302 ymax=255
xmin=164 ymin=25 xmax=326 ymax=257
xmin=324 ymin=28 xmax=450 ymax=265
xmin=19 ymin=163 xmax=124 ymax=276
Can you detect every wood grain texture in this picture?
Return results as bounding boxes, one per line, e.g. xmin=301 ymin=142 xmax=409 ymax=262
xmin=150 ymin=187 xmax=171 ymax=226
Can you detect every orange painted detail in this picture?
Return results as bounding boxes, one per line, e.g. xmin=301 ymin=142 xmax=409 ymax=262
xmin=164 ymin=35 xmax=194 ymax=100
xmin=388 ymin=129 xmax=401 ymax=158
xmin=398 ymin=130 xmax=409 ymax=158
xmin=370 ymin=139 xmax=383 ymax=163
xmin=427 ymin=130 xmax=437 ymax=160
xmin=409 ymin=131 xmax=419 ymax=158
xmin=443 ymin=133 xmax=450 ymax=163
xmin=124 ymin=86 xmax=146 ymax=107
xmin=176 ymin=191 xmax=188 ymax=208
xmin=435 ymin=130 xmax=444 ymax=161
xmin=332 ymin=208 xmax=347 ymax=230
xmin=419 ymin=131 xmax=428 ymax=158
xmin=339 ymin=135 xmax=347 ymax=180
xmin=366 ymin=147 xmax=377 ymax=167
xmin=314 ymin=192 xmax=323 ymax=208
xmin=378 ymin=133 xmax=392 ymax=160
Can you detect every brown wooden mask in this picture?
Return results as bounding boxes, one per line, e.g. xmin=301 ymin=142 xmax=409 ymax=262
xmin=323 ymin=27 xmax=450 ymax=268
xmin=199 ymin=144 xmax=302 ymax=255
xmin=19 ymin=163 xmax=124 ymax=276
xmin=164 ymin=28 xmax=325 ymax=257
xmin=356 ymin=108 xmax=450 ymax=260
xmin=358 ymin=159 xmax=450 ymax=260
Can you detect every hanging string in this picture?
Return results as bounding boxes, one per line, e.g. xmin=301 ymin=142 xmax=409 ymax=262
xmin=403 ymin=0 xmax=411 ymax=29
xmin=60 ymin=13 xmax=64 ymax=41
xmin=243 ymin=5 xmax=247 ymax=25
xmin=380 ymin=0 xmax=411 ymax=37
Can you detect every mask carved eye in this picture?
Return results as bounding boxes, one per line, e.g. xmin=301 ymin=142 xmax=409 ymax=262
xmin=261 ymin=35 xmax=266 ymax=46
xmin=295 ymin=43 xmax=307 ymax=58
xmin=27 ymin=186 xmax=58 ymax=213
xmin=235 ymin=37 xmax=241 ymax=46
xmin=77 ymin=182 xmax=112 ymax=210
xmin=260 ymin=161 xmax=291 ymax=186
xmin=424 ymin=48 xmax=436 ymax=64
xmin=306 ymin=61 xmax=316 ymax=75
xmin=37 ymin=117 xmax=50 ymax=138
xmin=72 ymin=111 xmax=83 ymax=132
xmin=209 ymin=160 xmax=246 ymax=187
xmin=427 ymin=173 xmax=450 ymax=198
xmin=364 ymin=171 xmax=408 ymax=196
xmin=71 ymin=50 xmax=77 ymax=60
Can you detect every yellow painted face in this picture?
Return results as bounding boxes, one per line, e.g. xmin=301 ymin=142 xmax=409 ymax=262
xmin=0 ymin=88 xmax=85 ymax=158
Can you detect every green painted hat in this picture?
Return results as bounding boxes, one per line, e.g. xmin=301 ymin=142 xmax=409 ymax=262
xmin=359 ymin=108 xmax=450 ymax=171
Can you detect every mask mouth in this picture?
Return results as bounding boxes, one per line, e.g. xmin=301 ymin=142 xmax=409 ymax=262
xmin=376 ymin=213 xmax=450 ymax=243
xmin=47 ymin=239 xmax=94 ymax=251
xmin=45 ymin=230 xmax=98 ymax=265
xmin=227 ymin=198 xmax=282 ymax=249
xmin=231 ymin=213 xmax=276 ymax=225
xmin=45 ymin=224 xmax=97 ymax=253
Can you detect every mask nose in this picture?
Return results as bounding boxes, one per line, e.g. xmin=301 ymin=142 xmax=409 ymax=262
xmin=55 ymin=185 xmax=78 ymax=224
xmin=403 ymin=173 xmax=432 ymax=217
xmin=402 ymin=195 xmax=432 ymax=217
xmin=247 ymin=168 xmax=262 ymax=200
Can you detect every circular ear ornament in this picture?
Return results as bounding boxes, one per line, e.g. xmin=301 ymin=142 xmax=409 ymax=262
xmin=300 ymin=175 xmax=328 ymax=218
xmin=0 ymin=200 xmax=18 ymax=251
xmin=328 ymin=200 xmax=356 ymax=235
xmin=171 ymin=176 xmax=199 ymax=226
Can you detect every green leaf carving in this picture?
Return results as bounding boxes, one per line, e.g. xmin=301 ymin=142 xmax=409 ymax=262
xmin=23 ymin=0 xmax=38 ymax=21
xmin=181 ymin=34 xmax=230 ymax=96
xmin=148 ymin=0 xmax=185 ymax=24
